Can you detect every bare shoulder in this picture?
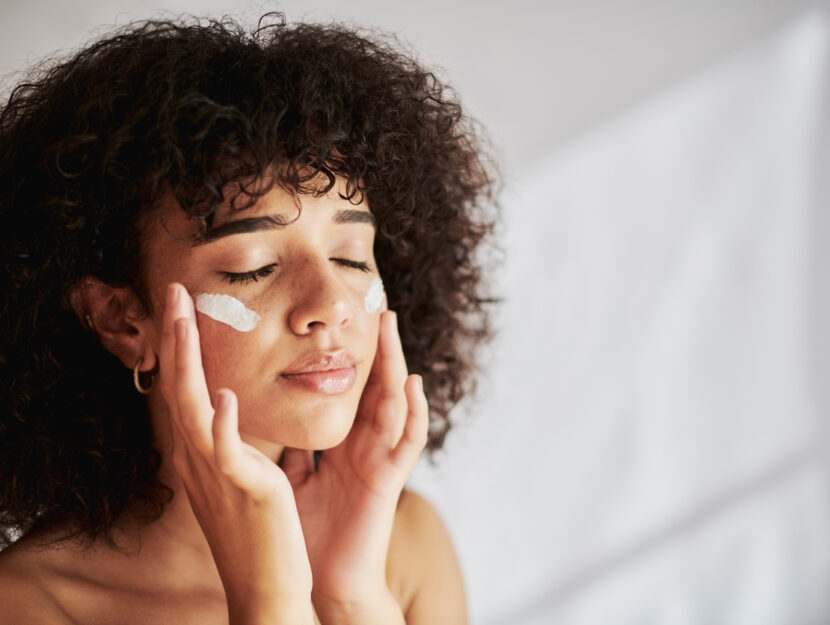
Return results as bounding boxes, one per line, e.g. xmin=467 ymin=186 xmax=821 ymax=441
xmin=388 ymin=489 xmax=468 ymax=625
xmin=0 ymin=542 xmax=71 ymax=624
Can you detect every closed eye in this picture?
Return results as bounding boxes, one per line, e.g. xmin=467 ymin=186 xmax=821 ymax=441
xmin=220 ymin=263 xmax=277 ymax=284
xmin=332 ymin=258 xmax=371 ymax=272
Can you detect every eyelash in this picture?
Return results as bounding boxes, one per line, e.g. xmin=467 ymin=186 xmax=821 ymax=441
xmin=332 ymin=258 xmax=372 ymax=273
xmin=220 ymin=259 xmax=371 ymax=284
xmin=220 ymin=264 xmax=277 ymax=284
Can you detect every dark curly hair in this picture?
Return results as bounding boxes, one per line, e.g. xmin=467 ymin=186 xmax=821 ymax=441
xmin=0 ymin=13 xmax=497 ymax=549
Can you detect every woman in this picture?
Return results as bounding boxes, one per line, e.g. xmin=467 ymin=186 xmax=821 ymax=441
xmin=0 ymin=14 xmax=496 ymax=624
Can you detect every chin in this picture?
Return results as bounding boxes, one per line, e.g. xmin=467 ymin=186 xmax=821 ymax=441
xmin=289 ymin=415 xmax=355 ymax=450
xmin=243 ymin=401 xmax=358 ymax=451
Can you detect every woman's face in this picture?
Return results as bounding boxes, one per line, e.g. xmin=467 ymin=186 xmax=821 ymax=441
xmin=143 ymin=178 xmax=382 ymax=451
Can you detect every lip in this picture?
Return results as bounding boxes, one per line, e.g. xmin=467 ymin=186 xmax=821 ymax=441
xmin=280 ymin=349 xmax=358 ymax=395
xmin=282 ymin=349 xmax=357 ymax=374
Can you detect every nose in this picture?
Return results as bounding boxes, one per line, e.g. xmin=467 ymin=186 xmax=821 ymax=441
xmin=287 ymin=259 xmax=353 ymax=335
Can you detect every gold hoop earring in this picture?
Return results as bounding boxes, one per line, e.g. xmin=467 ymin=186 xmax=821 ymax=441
xmin=133 ymin=356 xmax=156 ymax=395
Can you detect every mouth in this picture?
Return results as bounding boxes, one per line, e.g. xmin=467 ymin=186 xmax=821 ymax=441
xmin=280 ymin=349 xmax=358 ymax=395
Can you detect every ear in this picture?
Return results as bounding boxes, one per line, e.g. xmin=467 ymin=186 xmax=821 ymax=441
xmin=69 ymin=276 xmax=158 ymax=373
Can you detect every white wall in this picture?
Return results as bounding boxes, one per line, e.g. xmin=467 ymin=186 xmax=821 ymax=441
xmin=411 ymin=13 xmax=830 ymax=624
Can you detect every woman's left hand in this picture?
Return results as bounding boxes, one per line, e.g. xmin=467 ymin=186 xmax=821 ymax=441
xmin=280 ymin=310 xmax=429 ymax=624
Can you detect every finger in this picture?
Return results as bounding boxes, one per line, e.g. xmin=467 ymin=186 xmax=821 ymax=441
xmin=280 ymin=447 xmax=313 ymax=490
xmin=371 ymin=311 xmax=409 ymax=440
xmin=160 ymin=283 xmax=205 ymax=414
xmin=356 ymin=364 xmax=382 ymax=424
xmin=160 ymin=283 xmax=195 ymax=472
xmin=357 ymin=310 xmax=407 ymax=430
xmin=159 ymin=283 xmax=183 ymax=418
xmin=212 ymin=389 xmax=242 ymax=475
xmin=173 ymin=292 xmax=214 ymax=451
xmin=378 ymin=311 xmax=408 ymax=388
xmin=390 ymin=374 xmax=429 ymax=469
xmin=356 ymin=309 xmax=389 ymax=411
xmin=160 ymin=286 xmax=216 ymax=491
xmin=168 ymin=401 xmax=195 ymax=478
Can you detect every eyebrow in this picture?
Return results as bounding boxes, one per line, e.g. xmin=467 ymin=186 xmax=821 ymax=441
xmin=333 ymin=209 xmax=376 ymax=227
xmin=197 ymin=209 xmax=375 ymax=244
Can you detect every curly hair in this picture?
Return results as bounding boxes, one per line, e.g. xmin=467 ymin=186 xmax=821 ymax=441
xmin=0 ymin=14 xmax=497 ymax=549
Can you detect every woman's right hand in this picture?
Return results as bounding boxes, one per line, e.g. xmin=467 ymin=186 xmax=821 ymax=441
xmin=159 ymin=282 xmax=314 ymax=625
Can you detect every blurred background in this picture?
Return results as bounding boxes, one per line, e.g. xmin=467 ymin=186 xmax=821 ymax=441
xmin=3 ymin=1 xmax=829 ymax=623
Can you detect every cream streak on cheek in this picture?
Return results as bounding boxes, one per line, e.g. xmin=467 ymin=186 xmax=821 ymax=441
xmin=364 ymin=278 xmax=384 ymax=313
xmin=195 ymin=292 xmax=261 ymax=332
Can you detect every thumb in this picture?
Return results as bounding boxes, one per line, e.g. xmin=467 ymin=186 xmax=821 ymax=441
xmin=279 ymin=447 xmax=313 ymax=489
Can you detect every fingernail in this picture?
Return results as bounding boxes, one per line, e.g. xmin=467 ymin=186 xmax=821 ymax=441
xmin=416 ymin=374 xmax=423 ymax=393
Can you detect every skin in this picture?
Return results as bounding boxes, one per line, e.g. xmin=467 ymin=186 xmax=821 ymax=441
xmin=0 ymin=179 xmax=468 ymax=624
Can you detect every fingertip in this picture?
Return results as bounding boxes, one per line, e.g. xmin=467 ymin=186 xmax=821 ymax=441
xmin=405 ymin=373 xmax=425 ymax=401
xmin=401 ymin=374 xmax=429 ymax=446
xmin=419 ymin=377 xmax=429 ymax=411
xmin=166 ymin=282 xmax=179 ymax=309
xmin=182 ymin=286 xmax=196 ymax=318
xmin=166 ymin=282 xmax=196 ymax=320
xmin=213 ymin=389 xmax=240 ymax=464
xmin=216 ymin=388 xmax=238 ymax=416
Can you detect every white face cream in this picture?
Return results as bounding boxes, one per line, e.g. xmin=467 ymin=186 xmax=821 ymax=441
xmin=195 ymin=293 xmax=261 ymax=332
xmin=364 ymin=278 xmax=385 ymax=314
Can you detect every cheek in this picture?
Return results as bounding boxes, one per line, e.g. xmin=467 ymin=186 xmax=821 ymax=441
xmin=196 ymin=320 xmax=264 ymax=393
xmin=192 ymin=292 xmax=267 ymax=386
